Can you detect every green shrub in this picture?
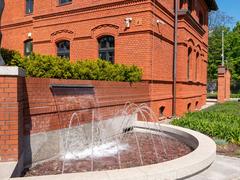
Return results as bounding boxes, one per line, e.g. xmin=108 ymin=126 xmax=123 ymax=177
xmin=0 ymin=48 xmax=142 ymax=82
xmin=207 ymin=93 xmax=240 ymax=99
xmin=0 ymin=48 xmax=22 ymax=66
xmin=207 ymin=93 xmax=217 ymax=99
xmin=172 ymin=102 xmax=240 ymax=145
xmin=231 ymin=94 xmax=240 ymax=98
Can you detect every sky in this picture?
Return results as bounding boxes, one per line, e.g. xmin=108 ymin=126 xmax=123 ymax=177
xmin=216 ymin=0 xmax=240 ymax=23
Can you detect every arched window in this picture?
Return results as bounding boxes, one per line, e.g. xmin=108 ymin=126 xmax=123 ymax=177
xmin=56 ymin=40 xmax=70 ymax=59
xmin=98 ymin=36 xmax=115 ymax=63
xmin=187 ymin=103 xmax=191 ymax=112
xmin=188 ymin=0 xmax=193 ymax=12
xmin=159 ymin=106 xmax=165 ymax=117
xmin=180 ymin=0 xmax=185 ymax=9
xmin=195 ymin=101 xmax=199 ymax=109
xmin=199 ymin=11 xmax=204 ymax=25
xmin=195 ymin=52 xmax=199 ymax=80
xmin=24 ymin=39 xmax=33 ymax=56
xmin=187 ymin=47 xmax=192 ymax=80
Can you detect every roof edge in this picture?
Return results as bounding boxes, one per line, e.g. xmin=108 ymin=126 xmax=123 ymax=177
xmin=204 ymin=0 xmax=218 ymax=11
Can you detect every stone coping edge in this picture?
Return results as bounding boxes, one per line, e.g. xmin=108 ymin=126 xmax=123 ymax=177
xmin=0 ymin=66 xmax=26 ymax=77
xmin=0 ymin=162 xmax=17 ymax=180
xmin=11 ymin=122 xmax=216 ymax=180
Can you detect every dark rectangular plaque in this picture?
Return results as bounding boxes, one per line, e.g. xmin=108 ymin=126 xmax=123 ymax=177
xmin=50 ymin=84 xmax=95 ymax=96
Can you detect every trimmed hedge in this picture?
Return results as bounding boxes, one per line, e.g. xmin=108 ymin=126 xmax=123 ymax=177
xmin=0 ymin=48 xmax=142 ymax=82
xmin=172 ymin=102 xmax=240 ymax=145
xmin=207 ymin=93 xmax=240 ymax=99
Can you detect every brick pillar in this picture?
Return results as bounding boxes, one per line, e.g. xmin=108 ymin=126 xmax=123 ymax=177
xmin=218 ymin=66 xmax=231 ymax=103
xmin=0 ymin=67 xmax=25 ymax=162
xmin=225 ymin=69 xmax=231 ymax=100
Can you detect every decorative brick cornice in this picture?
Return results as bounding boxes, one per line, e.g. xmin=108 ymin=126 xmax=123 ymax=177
xmin=33 ymin=0 xmax=148 ymax=20
xmin=178 ymin=10 xmax=206 ymax=36
xmin=50 ymin=29 xmax=75 ymax=42
xmin=92 ymin=24 xmax=119 ymax=32
xmin=51 ymin=29 xmax=74 ymax=37
xmin=1 ymin=20 xmax=33 ymax=29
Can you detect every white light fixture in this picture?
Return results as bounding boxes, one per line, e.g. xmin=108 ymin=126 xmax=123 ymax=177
xmin=156 ymin=19 xmax=165 ymax=25
xmin=27 ymin=32 xmax=32 ymax=39
xmin=124 ymin=17 xmax=133 ymax=28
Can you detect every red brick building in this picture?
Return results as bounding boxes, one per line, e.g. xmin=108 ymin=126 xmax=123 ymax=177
xmin=0 ymin=0 xmax=217 ymax=117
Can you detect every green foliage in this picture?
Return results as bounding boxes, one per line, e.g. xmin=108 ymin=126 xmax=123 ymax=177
xmin=231 ymin=94 xmax=240 ymax=98
xmin=208 ymin=22 xmax=240 ymax=81
xmin=172 ymin=102 xmax=240 ymax=145
xmin=207 ymin=93 xmax=240 ymax=98
xmin=0 ymin=48 xmax=142 ymax=82
xmin=207 ymin=93 xmax=217 ymax=99
xmin=0 ymin=48 xmax=23 ymax=66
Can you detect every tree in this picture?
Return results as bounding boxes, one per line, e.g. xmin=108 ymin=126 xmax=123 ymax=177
xmin=208 ymin=26 xmax=231 ymax=80
xmin=208 ymin=22 xmax=240 ymax=81
xmin=226 ymin=22 xmax=240 ymax=80
xmin=208 ymin=10 xmax=235 ymax=31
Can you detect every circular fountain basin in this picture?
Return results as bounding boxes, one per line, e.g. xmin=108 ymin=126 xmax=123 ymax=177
xmin=15 ymin=121 xmax=216 ymax=180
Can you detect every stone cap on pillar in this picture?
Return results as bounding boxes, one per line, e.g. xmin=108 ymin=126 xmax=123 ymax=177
xmin=0 ymin=66 xmax=26 ymax=77
xmin=218 ymin=65 xmax=227 ymax=75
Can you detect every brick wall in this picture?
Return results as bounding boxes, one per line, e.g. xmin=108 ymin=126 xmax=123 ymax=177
xmin=22 ymin=77 xmax=205 ymax=135
xmin=0 ymin=75 xmax=207 ymax=161
xmin=23 ymin=78 xmax=150 ymax=135
xmin=0 ymin=0 xmax=214 ymax=161
xmin=218 ymin=66 xmax=231 ymax=103
xmin=0 ymin=76 xmax=24 ymax=162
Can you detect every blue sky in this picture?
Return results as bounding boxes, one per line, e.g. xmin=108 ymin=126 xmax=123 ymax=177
xmin=216 ymin=0 xmax=240 ymax=22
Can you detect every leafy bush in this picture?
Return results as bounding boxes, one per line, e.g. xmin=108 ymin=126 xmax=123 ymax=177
xmin=172 ymin=102 xmax=240 ymax=145
xmin=0 ymin=48 xmax=22 ymax=66
xmin=0 ymin=48 xmax=142 ymax=82
xmin=207 ymin=93 xmax=217 ymax=99
xmin=231 ymin=94 xmax=240 ymax=98
xmin=207 ymin=93 xmax=240 ymax=99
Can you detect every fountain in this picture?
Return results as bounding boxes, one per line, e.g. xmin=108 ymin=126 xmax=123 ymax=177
xmin=19 ymin=85 xmax=216 ymax=179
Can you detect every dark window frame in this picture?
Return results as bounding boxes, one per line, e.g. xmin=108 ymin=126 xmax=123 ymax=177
xmin=98 ymin=35 xmax=115 ymax=63
xmin=24 ymin=39 xmax=33 ymax=56
xmin=159 ymin=106 xmax=165 ymax=117
xmin=180 ymin=0 xmax=186 ymax=9
xmin=199 ymin=11 xmax=204 ymax=25
xmin=187 ymin=47 xmax=192 ymax=80
xmin=56 ymin=40 xmax=70 ymax=59
xmin=188 ymin=0 xmax=193 ymax=12
xmin=195 ymin=52 xmax=199 ymax=81
xmin=26 ymin=0 xmax=34 ymax=14
xmin=59 ymin=0 xmax=72 ymax=5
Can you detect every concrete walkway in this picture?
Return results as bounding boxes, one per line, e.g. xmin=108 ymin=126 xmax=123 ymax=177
xmin=200 ymin=98 xmax=217 ymax=110
xmin=188 ymin=155 xmax=240 ymax=180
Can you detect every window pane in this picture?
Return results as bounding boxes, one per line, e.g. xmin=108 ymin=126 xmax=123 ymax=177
xmin=24 ymin=40 xmax=33 ymax=56
xmin=59 ymin=0 xmax=72 ymax=4
xmin=26 ymin=0 xmax=34 ymax=14
xmin=57 ymin=40 xmax=70 ymax=59
xmin=108 ymin=51 xmax=114 ymax=63
xmin=188 ymin=0 xmax=193 ymax=12
xmin=108 ymin=37 xmax=114 ymax=48
xmin=99 ymin=51 xmax=107 ymax=60
xmin=99 ymin=38 xmax=107 ymax=48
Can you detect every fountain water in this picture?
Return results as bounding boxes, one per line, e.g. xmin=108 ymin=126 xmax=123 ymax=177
xmin=61 ymin=102 xmax=170 ymax=173
xmin=23 ymin=85 xmax=193 ymax=177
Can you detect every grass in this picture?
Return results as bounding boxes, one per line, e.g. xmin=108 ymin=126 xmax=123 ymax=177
xmin=172 ymin=102 xmax=240 ymax=145
xmin=207 ymin=93 xmax=240 ymax=99
xmin=231 ymin=94 xmax=240 ymax=98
